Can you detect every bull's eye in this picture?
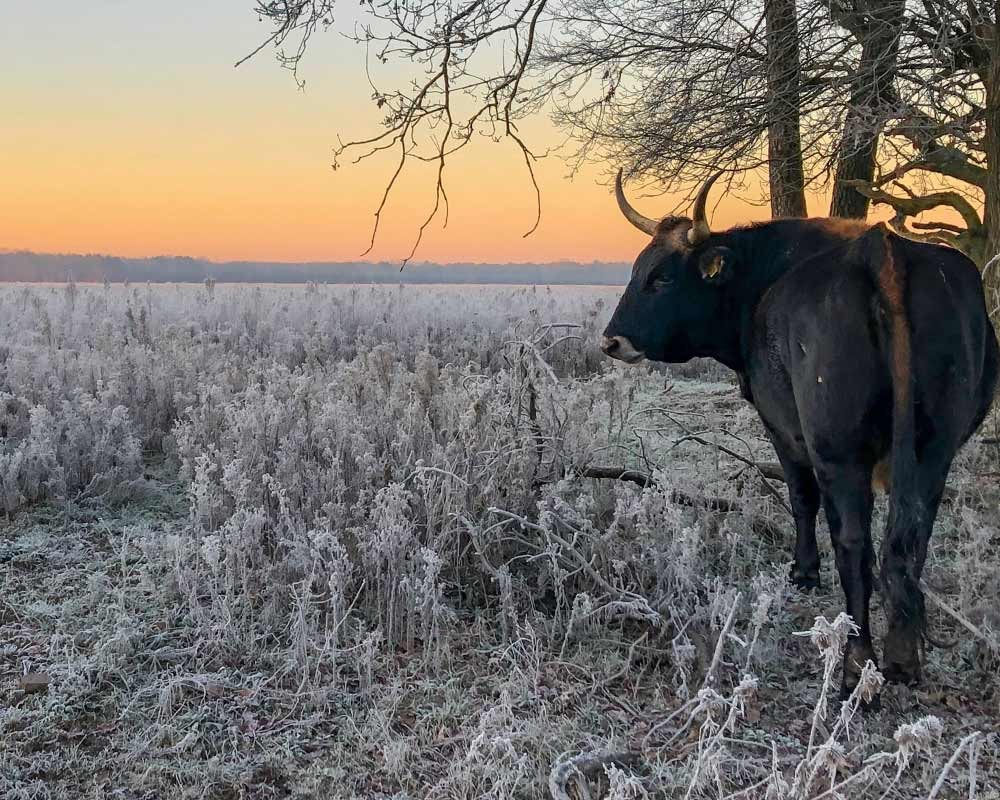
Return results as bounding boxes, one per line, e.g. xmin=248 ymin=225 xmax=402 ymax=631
xmin=649 ymin=276 xmax=674 ymax=292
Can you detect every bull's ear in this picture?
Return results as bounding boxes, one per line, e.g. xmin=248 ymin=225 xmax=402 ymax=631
xmin=697 ymin=246 xmax=736 ymax=284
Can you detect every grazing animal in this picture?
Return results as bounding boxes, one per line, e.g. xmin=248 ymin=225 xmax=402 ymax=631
xmin=602 ymin=171 xmax=999 ymax=697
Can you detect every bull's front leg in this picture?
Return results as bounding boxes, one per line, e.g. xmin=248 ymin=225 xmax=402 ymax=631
xmin=767 ymin=435 xmax=822 ymax=590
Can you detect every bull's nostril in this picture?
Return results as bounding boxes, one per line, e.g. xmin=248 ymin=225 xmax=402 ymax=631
xmin=601 ymin=335 xmax=644 ymax=363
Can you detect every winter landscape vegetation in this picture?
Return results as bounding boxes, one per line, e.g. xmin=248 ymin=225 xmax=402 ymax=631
xmin=1 ymin=280 xmax=997 ymax=798
xmin=6 ymin=0 xmax=1000 ymax=795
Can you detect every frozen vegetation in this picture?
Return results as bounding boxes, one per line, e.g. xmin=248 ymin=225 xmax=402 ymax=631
xmin=1 ymin=281 xmax=997 ymax=798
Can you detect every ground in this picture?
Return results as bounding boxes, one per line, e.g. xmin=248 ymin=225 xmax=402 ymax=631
xmin=1 ymin=283 xmax=998 ymax=799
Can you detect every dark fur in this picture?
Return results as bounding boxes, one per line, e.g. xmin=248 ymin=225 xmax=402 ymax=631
xmin=604 ymin=219 xmax=999 ymax=695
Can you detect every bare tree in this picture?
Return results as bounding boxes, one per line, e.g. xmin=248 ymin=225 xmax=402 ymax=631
xmin=985 ymin=14 xmax=1000 ymax=267
xmin=766 ymin=0 xmax=808 ymax=216
xmin=246 ymin=0 xmax=830 ymax=245
xmin=828 ymin=0 xmax=999 ymax=319
xmin=825 ymin=0 xmax=907 ymax=219
xmin=533 ymin=0 xmax=826 ymax=217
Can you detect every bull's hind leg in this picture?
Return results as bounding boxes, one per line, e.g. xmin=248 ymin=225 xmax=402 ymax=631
xmin=881 ymin=448 xmax=953 ymax=686
xmin=815 ymin=464 xmax=878 ymax=699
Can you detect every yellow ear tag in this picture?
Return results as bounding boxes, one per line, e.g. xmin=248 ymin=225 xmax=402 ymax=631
xmin=703 ymin=254 xmax=724 ymax=279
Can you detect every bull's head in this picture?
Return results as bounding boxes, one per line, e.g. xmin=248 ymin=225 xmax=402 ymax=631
xmin=601 ymin=170 xmax=737 ymax=365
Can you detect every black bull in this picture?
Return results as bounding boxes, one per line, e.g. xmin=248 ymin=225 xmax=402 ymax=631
xmin=602 ymin=187 xmax=999 ymax=697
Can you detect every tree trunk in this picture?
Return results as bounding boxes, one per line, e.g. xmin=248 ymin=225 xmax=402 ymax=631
xmin=984 ymin=26 xmax=1000 ymax=326
xmin=765 ymin=0 xmax=807 ymax=218
xmin=829 ymin=0 xmax=905 ymax=219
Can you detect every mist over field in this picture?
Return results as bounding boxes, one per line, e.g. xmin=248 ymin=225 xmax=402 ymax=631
xmin=0 ymin=251 xmax=631 ymax=286
xmin=1 ymin=281 xmax=997 ymax=798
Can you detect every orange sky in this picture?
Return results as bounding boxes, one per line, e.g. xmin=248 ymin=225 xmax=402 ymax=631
xmin=3 ymin=2 xmax=810 ymax=264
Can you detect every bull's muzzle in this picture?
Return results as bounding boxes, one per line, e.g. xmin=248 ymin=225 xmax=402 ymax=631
xmin=600 ymin=335 xmax=645 ymax=364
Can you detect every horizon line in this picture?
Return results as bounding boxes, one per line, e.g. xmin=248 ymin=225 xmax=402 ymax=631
xmin=0 ymin=248 xmax=630 ymax=268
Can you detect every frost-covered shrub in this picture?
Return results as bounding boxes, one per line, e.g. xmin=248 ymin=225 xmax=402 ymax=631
xmin=0 ymin=282 xmax=769 ymax=668
xmin=2 ymin=282 xmax=996 ymax=799
xmin=0 ymin=283 xmax=622 ymax=514
xmin=0 ymin=392 xmax=142 ymax=513
xmin=0 ymin=404 xmax=62 ymax=513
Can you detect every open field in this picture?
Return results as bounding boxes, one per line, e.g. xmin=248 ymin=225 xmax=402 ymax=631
xmin=1 ymin=282 xmax=998 ymax=799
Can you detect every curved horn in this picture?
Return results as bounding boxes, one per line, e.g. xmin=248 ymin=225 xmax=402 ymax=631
xmin=615 ymin=169 xmax=659 ymax=235
xmin=687 ymin=171 xmax=724 ymax=246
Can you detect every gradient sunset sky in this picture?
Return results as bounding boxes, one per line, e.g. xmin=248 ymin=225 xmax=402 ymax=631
xmin=4 ymin=1 xmax=791 ymax=264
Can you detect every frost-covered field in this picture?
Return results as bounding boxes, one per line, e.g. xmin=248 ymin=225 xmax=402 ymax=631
xmin=1 ymin=281 xmax=998 ymax=799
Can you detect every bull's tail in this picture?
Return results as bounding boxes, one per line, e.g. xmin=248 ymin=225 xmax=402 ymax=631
xmin=864 ymin=224 xmax=925 ymax=634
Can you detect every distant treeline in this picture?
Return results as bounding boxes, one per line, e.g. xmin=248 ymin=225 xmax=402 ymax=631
xmin=0 ymin=251 xmax=631 ymax=286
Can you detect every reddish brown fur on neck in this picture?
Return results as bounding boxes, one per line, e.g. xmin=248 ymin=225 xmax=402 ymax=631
xmin=814 ymin=217 xmax=872 ymax=239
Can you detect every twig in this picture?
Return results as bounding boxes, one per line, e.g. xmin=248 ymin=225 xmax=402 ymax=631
xmin=926 ymin=732 xmax=981 ymax=800
xmin=704 ymin=592 xmax=743 ymax=687
xmin=921 ymin=584 xmax=1000 ymax=654
xmin=548 ymin=750 xmax=641 ymax=800
xmin=575 ymin=465 xmax=658 ymax=488
xmin=487 ymin=506 xmax=664 ymax=624
xmin=663 ymin=423 xmax=792 ymax=515
xmin=574 ymin=466 xmax=749 ymax=514
xmin=594 ymin=632 xmax=649 ymax=690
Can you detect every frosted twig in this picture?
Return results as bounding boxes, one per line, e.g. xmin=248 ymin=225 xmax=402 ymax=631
xmin=487 ymin=506 xmax=664 ymax=625
xmin=705 ymin=592 xmax=742 ymax=687
xmin=926 ymin=732 xmax=981 ymax=800
xmin=548 ymin=750 xmax=641 ymax=800
xmin=403 ymin=464 xmax=470 ymax=486
xmin=922 ymin=583 xmax=999 ymax=653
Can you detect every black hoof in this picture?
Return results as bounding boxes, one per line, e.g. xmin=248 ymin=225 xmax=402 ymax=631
xmin=790 ymin=564 xmax=821 ymax=591
xmin=883 ymin=629 xmax=922 ymax=687
xmin=882 ymin=661 xmax=921 ymax=687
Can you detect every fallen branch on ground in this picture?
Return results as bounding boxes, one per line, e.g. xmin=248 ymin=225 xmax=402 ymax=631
xmin=573 ymin=466 xmax=788 ymax=542
xmin=576 ymin=466 xmax=753 ymax=514
xmin=747 ymin=462 xmax=785 ymax=482
xmin=922 ymin=584 xmax=1000 ymax=655
xmin=648 ymin=412 xmax=792 ymax=514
